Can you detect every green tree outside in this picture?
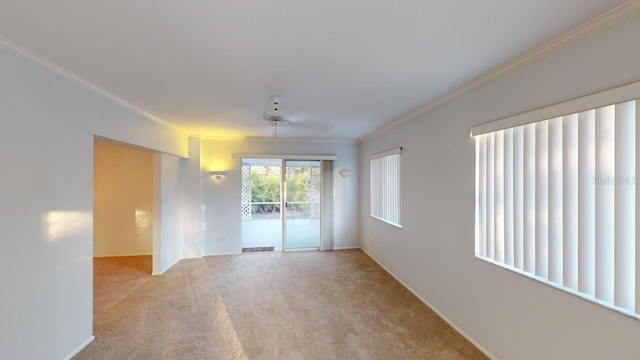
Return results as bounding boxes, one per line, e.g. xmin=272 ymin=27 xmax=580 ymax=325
xmin=251 ymin=166 xmax=311 ymax=213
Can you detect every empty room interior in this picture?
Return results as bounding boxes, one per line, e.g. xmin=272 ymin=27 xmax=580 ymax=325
xmin=3 ymin=1 xmax=640 ymax=359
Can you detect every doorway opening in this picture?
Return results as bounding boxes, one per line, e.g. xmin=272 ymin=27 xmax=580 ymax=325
xmin=93 ymin=138 xmax=155 ymax=318
xmin=240 ymin=158 xmax=321 ymax=251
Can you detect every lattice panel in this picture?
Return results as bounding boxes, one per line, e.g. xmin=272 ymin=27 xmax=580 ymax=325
xmin=241 ymin=164 xmax=252 ymax=221
xmin=310 ymin=167 xmax=321 ymax=219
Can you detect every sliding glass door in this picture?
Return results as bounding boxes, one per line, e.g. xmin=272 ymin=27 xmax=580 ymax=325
xmin=284 ymin=160 xmax=321 ymax=250
xmin=241 ymin=158 xmax=283 ymax=251
xmin=240 ymin=158 xmax=321 ymax=251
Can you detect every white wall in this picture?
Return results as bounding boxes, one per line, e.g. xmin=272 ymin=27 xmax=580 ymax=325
xmin=153 ymin=138 xmax=204 ymax=274
xmin=180 ymin=137 xmax=204 ymax=259
xmin=94 ymin=140 xmax=154 ymax=257
xmin=359 ymin=13 xmax=640 ymax=360
xmin=202 ymin=138 xmax=359 ymax=255
xmin=0 ymin=47 xmax=190 ymax=359
xmin=153 ymin=154 xmax=181 ymax=274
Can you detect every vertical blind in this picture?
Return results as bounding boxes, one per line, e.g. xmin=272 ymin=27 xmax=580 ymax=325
xmin=321 ymin=160 xmax=334 ymax=251
xmin=474 ymin=99 xmax=639 ymax=317
xmin=370 ymin=148 xmax=402 ymax=228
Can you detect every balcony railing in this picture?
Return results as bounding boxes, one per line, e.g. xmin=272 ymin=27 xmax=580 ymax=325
xmin=244 ymin=201 xmax=319 ymax=220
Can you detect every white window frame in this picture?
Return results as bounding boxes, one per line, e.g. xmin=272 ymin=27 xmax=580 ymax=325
xmin=472 ymin=79 xmax=640 ymax=319
xmin=369 ymin=147 xmax=403 ymax=228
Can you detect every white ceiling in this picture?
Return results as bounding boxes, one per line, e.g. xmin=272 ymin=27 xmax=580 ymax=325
xmin=0 ymin=1 xmax=626 ymax=140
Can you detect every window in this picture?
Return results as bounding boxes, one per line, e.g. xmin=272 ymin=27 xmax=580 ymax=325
xmin=472 ymin=80 xmax=640 ymax=318
xmin=370 ymin=148 xmax=402 ymax=228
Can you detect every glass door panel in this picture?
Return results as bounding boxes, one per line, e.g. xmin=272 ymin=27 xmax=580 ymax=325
xmin=241 ymin=158 xmax=282 ymax=251
xmin=285 ymin=160 xmax=321 ymax=249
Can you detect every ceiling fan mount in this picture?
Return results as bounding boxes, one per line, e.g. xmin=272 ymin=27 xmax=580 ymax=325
xmin=263 ymin=96 xmax=290 ymax=136
xmin=263 ymin=96 xmax=287 ymax=124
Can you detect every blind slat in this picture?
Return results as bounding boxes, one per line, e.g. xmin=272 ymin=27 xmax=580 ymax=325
xmin=578 ymin=110 xmax=596 ymax=297
xmin=535 ymin=121 xmax=549 ymax=279
xmin=505 ymin=129 xmax=515 ymax=266
xmin=487 ymin=133 xmax=495 ymax=260
xmin=524 ymin=123 xmax=536 ymax=274
xmin=495 ymin=130 xmax=505 ymax=262
xmin=476 ymin=135 xmax=487 ymax=256
xmin=636 ymin=100 xmax=640 ymax=315
xmin=514 ymin=126 xmax=524 ymax=270
xmin=563 ymin=114 xmax=579 ymax=290
xmin=595 ymin=106 xmax=615 ymax=303
xmin=548 ymin=117 xmax=563 ymax=284
xmin=482 ymin=136 xmax=488 ymax=257
xmin=614 ymin=101 xmax=635 ymax=311
xmin=475 ymin=137 xmax=480 ymax=255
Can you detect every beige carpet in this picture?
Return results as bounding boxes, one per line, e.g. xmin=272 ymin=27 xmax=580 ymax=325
xmin=93 ymin=255 xmax=152 ymax=318
xmin=76 ymin=250 xmax=487 ymax=359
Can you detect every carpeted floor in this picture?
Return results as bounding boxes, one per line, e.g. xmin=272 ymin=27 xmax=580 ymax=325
xmin=93 ymin=255 xmax=152 ymax=318
xmin=77 ymin=250 xmax=487 ymax=359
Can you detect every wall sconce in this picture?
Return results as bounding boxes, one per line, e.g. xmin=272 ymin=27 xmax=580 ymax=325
xmin=338 ymin=169 xmax=352 ymax=178
xmin=210 ymin=171 xmax=226 ymax=180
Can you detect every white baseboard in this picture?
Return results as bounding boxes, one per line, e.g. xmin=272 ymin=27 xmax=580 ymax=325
xmin=63 ymin=335 xmax=94 ymax=360
xmin=360 ymin=248 xmax=498 ymax=360
xmin=152 ymin=257 xmax=181 ymax=275
xmin=203 ymin=248 xmax=360 ymax=255
xmin=333 ymin=246 xmax=361 ymax=250
xmin=203 ymin=251 xmax=242 ymax=257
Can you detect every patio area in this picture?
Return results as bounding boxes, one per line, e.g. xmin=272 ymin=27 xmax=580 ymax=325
xmin=242 ymin=216 xmax=320 ymax=251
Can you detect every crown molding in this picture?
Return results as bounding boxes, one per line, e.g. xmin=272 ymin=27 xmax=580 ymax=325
xmin=0 ymin=34 xmax=181 ymax=132
xmin=358 ymin=0 xmax=640 ymax=143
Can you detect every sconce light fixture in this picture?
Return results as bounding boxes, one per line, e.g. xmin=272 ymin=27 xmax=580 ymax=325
xmin=210 ymin=171 xmax=226 ymax=180
xmin=338 ymin=169 xmax=352 ymax=178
